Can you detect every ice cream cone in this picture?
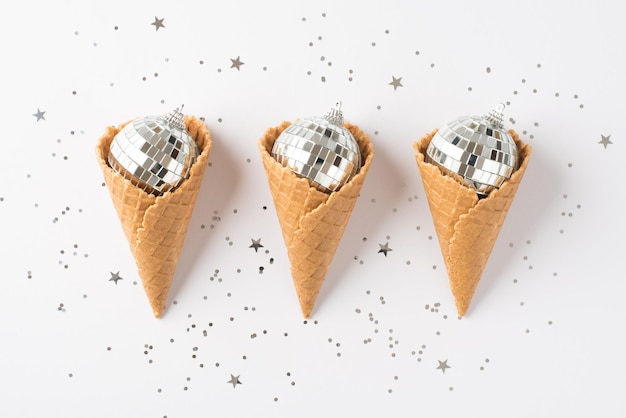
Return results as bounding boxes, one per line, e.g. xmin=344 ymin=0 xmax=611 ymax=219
xmin=96 ymin=116 xmax=212 ymax=318
xmin=414 ymin=129 xmax=531 ymax=316
xmin=259 ymin=121 xmax=374 ymax=317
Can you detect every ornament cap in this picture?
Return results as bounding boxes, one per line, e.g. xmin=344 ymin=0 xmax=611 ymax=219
xmin=165 ymin=105 xmax=186 ymax=130
xmin=484 ymin=103 xmax=506 ymax=128
xmin=324 ymin=101 xmax=344 ymax=125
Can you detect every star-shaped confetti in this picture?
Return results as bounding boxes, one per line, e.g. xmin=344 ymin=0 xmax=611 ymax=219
xmin=109 ymin=271 xmax=123 ymax=285
xmin=598 ymin=134 xmax=613 ymax=149
xmin=389 ymin=76 xmax=403 ymax=90
xmin=151 ymin=16 xmax=165 ymax=31
xmin=228 ymin=374 xmax=242 ymax=388
xmin=378 ymin=242 xmax=392 ymax=256
xmin=436 ymin=359 xmax=451 ymax=374
xmin=249 ymin=238 xmax=264 ymax=253
xmin=33 ymin=108 xmax=46 ymax=121
xmin=230 ymin=56 xmax=244 ymax=71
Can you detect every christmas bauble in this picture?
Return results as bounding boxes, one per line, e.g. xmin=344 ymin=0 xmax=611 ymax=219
xmin=108 ymin=106 xmax=198 ymax=196
xmin=271 ymin=102 xmax=361 ymax=193
xmin=425 ymin=103 xmax=519 ymax=198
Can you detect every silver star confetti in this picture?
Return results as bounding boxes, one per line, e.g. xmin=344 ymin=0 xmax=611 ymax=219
xmin=598 ymin=134 xmax=612 ymax=148
xmin=230 ymin=56 xmax=244 ymax=71
xmin=249 ymin=238 xmax=264 ymax=253
xmin=436 ymin=359 xmax=451 ymax=374
xmin=109 ymin=271 xmax=123 ymax=285
xmin=228 ymin=374 xmax=242 ymax=388
xmin=389 ymin=76 xmax=403 ymax=90
xmin=33 ymin=108 xmax=46 ymax=121
xmin=151 ymin=16 xmax=165 ymax=31
xmin=378 ymin=242 xmax=392 ymax=256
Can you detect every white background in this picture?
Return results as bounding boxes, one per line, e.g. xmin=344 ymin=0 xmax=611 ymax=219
xmin=1 ymin=1 xmax=624 ymax=417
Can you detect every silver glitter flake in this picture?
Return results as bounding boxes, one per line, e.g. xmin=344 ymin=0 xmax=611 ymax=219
xmin=271 ymin=102 xmax=361 ymax=193
xmin=108 ymin=106 xmax=198 ymax=196
xmin=426 ymin=103 xmax=519 ymax=198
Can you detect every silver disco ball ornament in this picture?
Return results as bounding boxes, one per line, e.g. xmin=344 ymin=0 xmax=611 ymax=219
xmin=108 ymin=106 xmax=198 ymax=196
xmin=425 ymin=103 xmax=519 ymax=198
xmin=271 ymin=102 xmax=361 ymax=193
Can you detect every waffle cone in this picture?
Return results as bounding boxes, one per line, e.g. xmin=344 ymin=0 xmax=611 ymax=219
xmin=95 ymin=116 xmax=212 ymax=318
xmin=414 ymin=129 xmax=531 ymax=316
xmin=259 ymin=121 xmax=374 ymax=317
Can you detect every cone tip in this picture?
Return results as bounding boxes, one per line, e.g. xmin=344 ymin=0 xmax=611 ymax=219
xmin=151 ymin=302 xmax=165 ymax=318
xmin=455 ymin=298 xmax=470 ymax=317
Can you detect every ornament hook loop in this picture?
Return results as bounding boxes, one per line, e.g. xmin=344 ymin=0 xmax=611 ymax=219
xmin=324 ymin=101 xmax=344 ymax=125
xmin=484 ymin=103 xmax=505 ymax=128
xmin=165 ymin=105 xmax=186 ymax=130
